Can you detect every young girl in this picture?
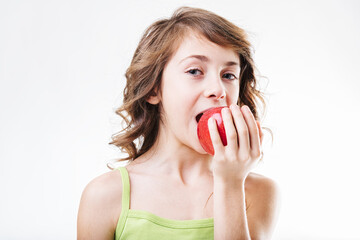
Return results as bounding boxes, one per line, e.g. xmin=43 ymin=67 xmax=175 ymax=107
xmin=77 ymin=6 xmax=280 ymax=240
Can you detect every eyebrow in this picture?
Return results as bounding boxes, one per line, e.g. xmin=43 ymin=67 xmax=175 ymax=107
xmin=179 ymin=55 xmax=240 ymax=67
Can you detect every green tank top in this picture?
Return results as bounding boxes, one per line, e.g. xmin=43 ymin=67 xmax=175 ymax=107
xmin=115 ymin=167 xmax=214 ymax=239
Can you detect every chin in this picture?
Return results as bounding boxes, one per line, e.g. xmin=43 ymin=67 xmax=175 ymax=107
xmin=194 ymin=145 xmax=209 ymax=155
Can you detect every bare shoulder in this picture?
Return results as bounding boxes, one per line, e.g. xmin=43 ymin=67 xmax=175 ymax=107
xmin=77 ymin=169 xmax=123 ymax=240
xmin=245 ymin=172 xmax=281 ymax=200
xmin=245 ymin=172 xmax=281 ymax=239
xmin=82 ymin=169 xmax=123 ymax=204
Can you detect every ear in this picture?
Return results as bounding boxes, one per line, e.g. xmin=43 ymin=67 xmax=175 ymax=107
xmin=146 ymin=90 xmax=161 ymax=105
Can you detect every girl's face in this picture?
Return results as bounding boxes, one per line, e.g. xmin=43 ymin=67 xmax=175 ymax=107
xmin=153 ymin=32 xmax=240 ymax=154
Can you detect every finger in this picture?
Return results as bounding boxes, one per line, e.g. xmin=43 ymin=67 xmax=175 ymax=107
xmin=230 ymin=104 xmax=250 ymax=154
xmin=241 ymin=105 xmax=261 ymax=155
xmin=208 ymin=117 xmax=223 ymax=155
xmin=256 ymin=121 xmax=264 ymax=145
xmin=221 ymin=107 xmax=238 ymax=151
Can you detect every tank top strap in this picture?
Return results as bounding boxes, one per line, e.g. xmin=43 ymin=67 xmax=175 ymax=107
xmin=115 ymin=166 xmax=130 ymax=237
xmin=118 ymin=167 xmax=130 ymax=210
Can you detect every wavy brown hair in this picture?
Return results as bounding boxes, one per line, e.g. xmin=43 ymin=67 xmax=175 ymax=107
xmin=109 ymin=6 xmax=272 ymax=163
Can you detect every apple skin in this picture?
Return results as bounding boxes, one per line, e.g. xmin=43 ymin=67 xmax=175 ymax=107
xmin=197 ymin=106 xmax=228 ymax=155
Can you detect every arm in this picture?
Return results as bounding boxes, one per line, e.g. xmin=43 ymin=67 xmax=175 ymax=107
xmin=213 ymin=174 xmax=281 ymax=239
xmin=209 ymin=105 xmax=280 ymax=239
xmin=77 ymin=171 xmax=122 ymax=240
xmin=246 ymin=177 xmax=281 ymax=239
xmin=213 ymin=177 xmax=250 ymax=239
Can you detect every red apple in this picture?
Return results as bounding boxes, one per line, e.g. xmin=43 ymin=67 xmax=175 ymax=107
xmin=197 ymin=106 xmax=228 ymax=155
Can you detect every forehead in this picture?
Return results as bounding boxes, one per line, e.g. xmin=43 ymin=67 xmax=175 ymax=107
xmin=169 ymin=32 xmax=240 ymax=64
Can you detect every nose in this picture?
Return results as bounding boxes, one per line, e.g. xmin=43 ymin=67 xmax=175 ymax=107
xmin=203 ymin=75 xmax=226 ymax=100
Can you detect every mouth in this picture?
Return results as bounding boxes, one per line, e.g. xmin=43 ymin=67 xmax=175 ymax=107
xmin=195 ymin=113 xmax=204 ymax=123
xmin=195 ymin=106 xmax=228 ymax=123
xmin=195 ymin=107 xmax=217 ymax=123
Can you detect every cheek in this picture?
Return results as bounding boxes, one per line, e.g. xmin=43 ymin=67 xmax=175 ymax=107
xmin=227 ymin=83 xmax=240 ymax=103
xmin=165 ymin=81 xmax=198 ymax=105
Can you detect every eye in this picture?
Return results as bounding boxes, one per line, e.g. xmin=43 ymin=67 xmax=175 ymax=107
xmin=222 ymin=73 xmax=237 ymax=80
xmin=187 ymin=68 xmax=203 ymax=76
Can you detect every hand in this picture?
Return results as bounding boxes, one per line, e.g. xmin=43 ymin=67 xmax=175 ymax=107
xmin=208 ymin=104 xmax=264 ymax=182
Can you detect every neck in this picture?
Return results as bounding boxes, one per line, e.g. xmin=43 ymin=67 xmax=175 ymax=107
xmin=130 ymin=124 xmax=213 ymax=185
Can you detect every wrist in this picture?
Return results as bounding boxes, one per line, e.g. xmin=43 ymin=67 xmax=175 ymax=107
xmin=213 ymin=175 xmax=246 ymax=189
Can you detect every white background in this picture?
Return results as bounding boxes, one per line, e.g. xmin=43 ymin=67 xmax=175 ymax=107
xmin=1 ymin=0 xmax=359 ymax=239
